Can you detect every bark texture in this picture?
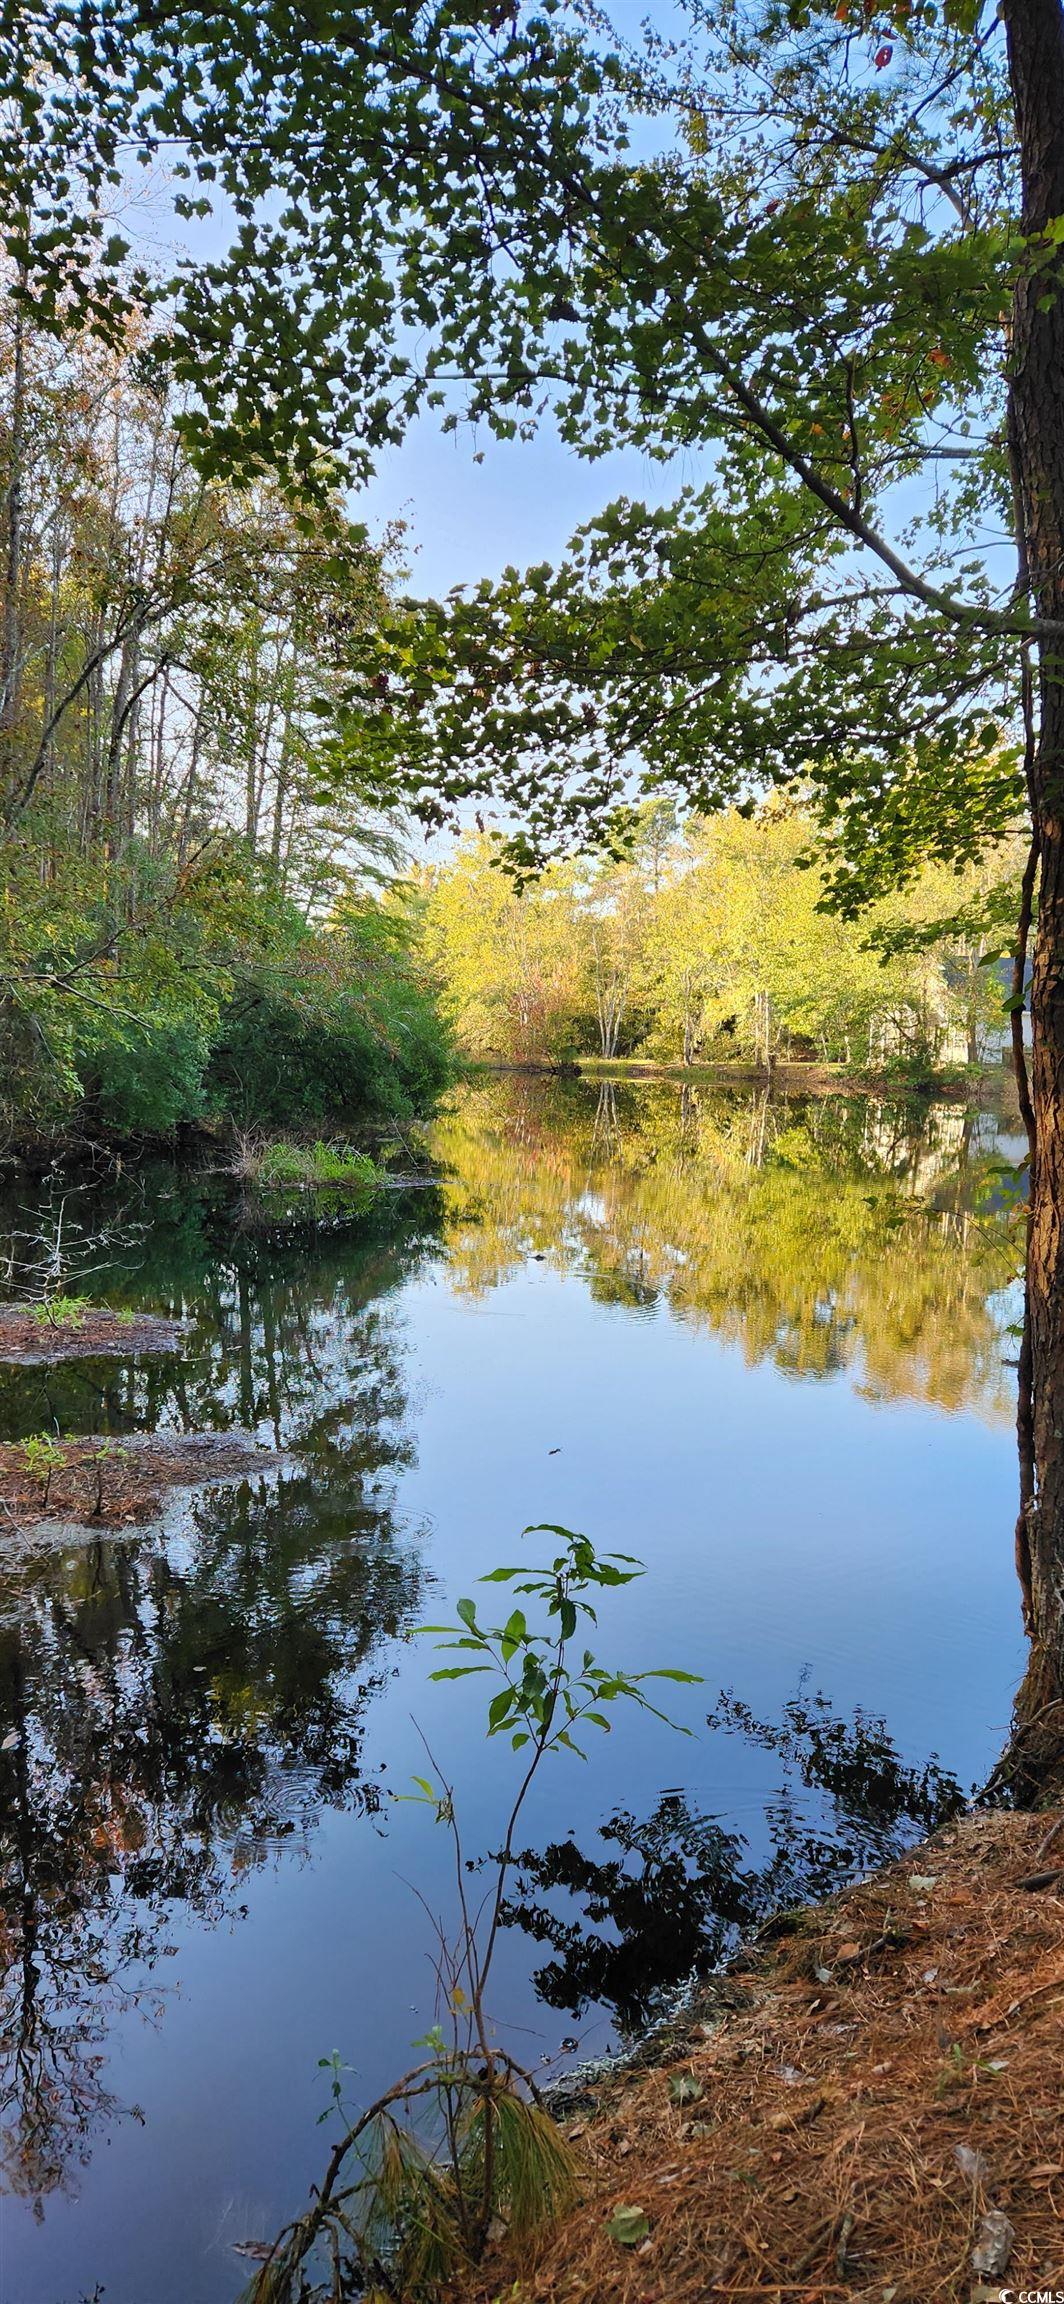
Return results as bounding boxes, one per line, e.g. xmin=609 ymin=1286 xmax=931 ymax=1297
xmin=1003 ymin=0 xmax=1064 ymax=1734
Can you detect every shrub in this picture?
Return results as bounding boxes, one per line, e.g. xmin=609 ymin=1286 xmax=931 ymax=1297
xmin=245 ymin=1140 xmax=381 ymax=1190
xmin=207 ymin=905 xmax=451 ymax=1129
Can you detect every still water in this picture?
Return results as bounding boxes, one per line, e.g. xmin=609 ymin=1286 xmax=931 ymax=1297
xmin=0 ymin=1077 xmax=1027 ymax=2304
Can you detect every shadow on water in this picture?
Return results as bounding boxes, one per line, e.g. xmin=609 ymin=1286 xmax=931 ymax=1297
xmin=498 ymin=1692 xmax=967 ymax=2038
xmin=0 ymin=1171 xmax=442 ymax=2213
xmin=0 ymin=1077 xmax=1025 ymax=2293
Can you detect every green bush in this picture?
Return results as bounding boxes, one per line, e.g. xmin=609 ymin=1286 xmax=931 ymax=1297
xmin=206 ymin=902 xmax=452 ymax=1129
xmin=2 ymin=840 xmax=450 ymax=1143
xmin=74 ymin=1002 xmax=216 ymax=1135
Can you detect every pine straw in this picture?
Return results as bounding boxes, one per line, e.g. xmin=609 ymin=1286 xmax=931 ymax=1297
xmin=0 ymin=1305 xmax=186 ymax=1361
xmin=451 ymin=1809 xmax=1064 ymax=2304
xmin=0 ymin=1430 xmax=278 ymax=1528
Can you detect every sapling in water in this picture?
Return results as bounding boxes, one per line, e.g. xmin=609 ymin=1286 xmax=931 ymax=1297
xmin=20 ymin=1433 xmax=67 ymax=1508
xmin=29 ymin=1295 xmax=88 ymax=1332
xmin=246 ymin=1525 xmax=700 ymax=2304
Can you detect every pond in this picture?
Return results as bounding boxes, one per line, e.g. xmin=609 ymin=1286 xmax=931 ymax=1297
xmin=0 ymin=1075 xmax=1027 ymax=2304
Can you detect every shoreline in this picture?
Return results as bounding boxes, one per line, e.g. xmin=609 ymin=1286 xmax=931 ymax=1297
xmin=472 ymin=1055 xmax=1014 ymax=1105
xmin=452 ymin=1805 xmax=1064 ymax=2302
xmin=0 ymin=1062 xmax=1014 ymax=1175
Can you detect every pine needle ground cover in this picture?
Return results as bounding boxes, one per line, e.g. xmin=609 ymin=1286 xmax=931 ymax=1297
xmin=451 ymin=1809 xmax=1064 ymax=2304
xmin=0 ymin=1431 xmax=278 ymax=1529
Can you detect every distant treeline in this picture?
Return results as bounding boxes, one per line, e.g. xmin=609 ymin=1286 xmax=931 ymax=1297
xmin=0 ymin=281 xmax=450 ymax=1146
xmin=422 ymin=805 xmax=1021 ymax=1077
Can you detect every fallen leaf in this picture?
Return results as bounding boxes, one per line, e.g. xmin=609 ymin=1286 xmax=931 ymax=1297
xmin=668 ymin=2073 xmax=704 ymax=2106
xmin=954 ymin=2143 xmax=991 ymax=2184
xmin=1 ymin=1732 xmax=17 ymax=1751
xmin=769 ymin=2092 xmax=826 ymax=2132
xmin=607 ymin=2206 xmax=650 ymax=2248
xmin=971 ymin=2211 xmax=1014 ymax=2278
xmin=837 ymin=1941 xmax=861 ymax=1963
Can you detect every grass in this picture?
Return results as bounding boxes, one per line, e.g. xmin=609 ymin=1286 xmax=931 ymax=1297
xmin=245 ymin=2069 xmax=583 ymax=2304
xmin=232 ymin=1137 xmax=383 ymax=1194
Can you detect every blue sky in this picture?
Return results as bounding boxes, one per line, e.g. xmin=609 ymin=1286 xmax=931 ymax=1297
xmin=351 ymin=0 xmax=693 ymax=597
xmin=356 ymin=409 xmax=687 ymax=598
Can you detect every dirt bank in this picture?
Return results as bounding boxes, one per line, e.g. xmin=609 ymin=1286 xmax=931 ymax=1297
xmin=0 ymin=1430 xmax=281 ymax=1529
xmin=0 ymin=1304 xmax=186 ymax=1362
xmin=454 ymin=1807 xmax=1064 ymax=2303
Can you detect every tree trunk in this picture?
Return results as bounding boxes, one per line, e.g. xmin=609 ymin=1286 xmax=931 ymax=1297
xmin=0 ymin=292 xmax=26 ymax=787
xmin=1003 ymin=0 xmax=1064 ymax=1740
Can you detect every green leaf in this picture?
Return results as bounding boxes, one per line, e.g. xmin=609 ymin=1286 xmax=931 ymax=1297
xmin=606 ymin=2206 xmax=650 ymax=2247
xmin=456 ymin=1596 xmax=478 ymax=1631
xmin=428 ymin=1665 xmax=493 ymax=1680
xmin=488 ymin=1689 xmax=512 ymax=1732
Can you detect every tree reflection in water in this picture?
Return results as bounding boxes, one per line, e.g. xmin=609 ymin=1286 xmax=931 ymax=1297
xmin=0 ymin=1190 xmax=436 ymax=2216
xmin=435 ymin=1078 xmax=1020 ymax=1411
xmin=0 ymin=1085 xmax=1017 ymax=2234
xmin=499 ymin=1693 xmax=966 ymax=2037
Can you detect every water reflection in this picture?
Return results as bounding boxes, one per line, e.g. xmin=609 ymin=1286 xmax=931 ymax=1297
xmin=0 ymin=1191 xmax=439 ymax=2209
xmin=435 ymin=1078 xmax=1020 ymax=1410
xmin=0 ymin=1079 xmax=1022 ymax=2290
xmin=500 ymin=1693 xmax=966 ymax=2036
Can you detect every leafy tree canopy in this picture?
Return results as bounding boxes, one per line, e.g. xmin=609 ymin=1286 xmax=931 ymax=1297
xmin=316 ymin=0 xmax=1033 ymax=897
xmin=0 ymin=1 xmax=1040 ymax=902
xmin=1 ymin=1 xmax=614 ymax=489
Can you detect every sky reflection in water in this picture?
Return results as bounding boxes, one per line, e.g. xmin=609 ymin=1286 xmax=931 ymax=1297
xmin=0 ymin=1077 xmax=1026 ymax=2304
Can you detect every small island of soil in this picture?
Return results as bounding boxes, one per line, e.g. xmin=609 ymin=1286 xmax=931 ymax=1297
xmin=0 ymin=1305 xmax=187 ymax=1363
xmin=456 ymin=1807 xmax=1064 ymax=2304
xmin=0 ymin=1430 xmax=282 ymax=1530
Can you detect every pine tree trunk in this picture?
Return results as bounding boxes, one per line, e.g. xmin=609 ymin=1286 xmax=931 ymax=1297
xmin=0 ymin=293 xmax=26 ymax=787
xmin=1003 ymin=0 xmax=1064 ymax=1740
